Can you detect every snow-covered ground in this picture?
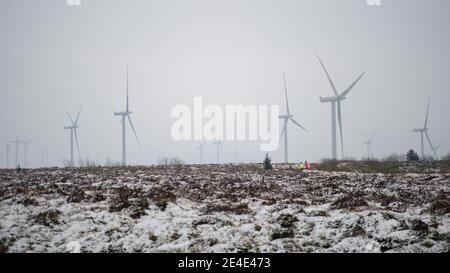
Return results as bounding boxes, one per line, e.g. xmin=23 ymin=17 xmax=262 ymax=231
xmin=0 ymin=164 xmax=449 ymax=253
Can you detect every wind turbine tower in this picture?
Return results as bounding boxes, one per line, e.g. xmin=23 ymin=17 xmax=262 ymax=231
xmin=279 ymin=73 xmax=308 ymax=163
xmin=317 ymin=55 xmax=365 ymax=160
xmin=114 ymin=67 xmax=141 ymax=166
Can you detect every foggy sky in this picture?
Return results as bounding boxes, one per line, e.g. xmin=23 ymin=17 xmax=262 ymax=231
xmin=1 ymin=0 xmax=450 ymax=167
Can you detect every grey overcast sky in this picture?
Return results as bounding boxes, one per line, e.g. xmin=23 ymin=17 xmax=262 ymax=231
xmin=1 ymin=0 xmax=450 ymax=167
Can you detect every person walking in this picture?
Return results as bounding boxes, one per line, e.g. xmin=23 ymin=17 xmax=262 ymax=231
xmin=304 ymin=161 xmax=310 ymax=177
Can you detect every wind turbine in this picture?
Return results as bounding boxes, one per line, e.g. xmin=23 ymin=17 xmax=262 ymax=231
xmin=317 ymin=55 xmax=365 ymax=160
xmin=213 ymin=141 xmax=223 ymax=163
xmin=412 ymin=97 xmax=438 ymax=160
xmin=4 ymin=144 xmax=10 ymax=168
xmin=363 ymin=133 xmax=374 ymax=159
xmin=232 ymin=143 xmax=240 ymax=164
xmin=279 ymin=73 xmax=308 ymax=163
xmin=41 ymin=149 xmax=45 ymax=168
xmin=41 ymin=146 xmax=49 ymax=167
xmin=23 ymin=137 xmax=31 ymax=168
xmin=196 ymin=141 xmax=205 ymax=164
xmin=64 ymin=108 xmax=81 ymax=167
xmin=114 ymin=67 xmax=140 ymax=166
xmin=433 ymin=143 xmax=443 ymax=160
xmin=12 ymin=136 xmax=22 ymax=168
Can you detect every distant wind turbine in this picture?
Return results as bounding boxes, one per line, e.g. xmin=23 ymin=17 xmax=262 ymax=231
xmin=64 ymin=107 xmax=81 ymax=167
xmin=363 ymin=133 xmax=374 ymax=159
xmin=114 ymin=67 xmax=141 ymax=166
xmin=232 ymin=143 xmax=240 ymax=163
xmin=12 ymin=136 xmax=22 ymax=168
xmin=45 ymin=146 xmax=50 ymax=167
xmin=317 ymin=55 xmax=365 ymax=160
xmin=196 ymin=141 xmax=205 ymax=164
xmin=213 ymin=141 xmax=223 ymax=163
xmin=433 ymin=143 xmax=443 ymax=159
xmin=4 ymin=144 xmax=10 ymax=168
xmin=40 ymin=146 xmax=49 ymax=168
xmin=279 ymin=73 xmax=308 ymax=163
xmin=23 ymin=137 xmax=31 ymax=168
xmin=412 ymin=97 xmax=438 ymax=160
xmin=41 ymin=149 xmax=45 ymax=168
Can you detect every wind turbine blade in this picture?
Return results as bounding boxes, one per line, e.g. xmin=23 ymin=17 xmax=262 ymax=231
xmin=425 ymin=131 xmax=438 ymax=159
xmin=127 ymin=115 xmax=141 ymax=147
xmin=337 ymin=101 xmax=344 ymax=158
xmin=66 ymin=112 xmax=75 ymax=126
xmin=340 ymin=73 xmax=365 ymax=98
xmin=74 ymin=128 xmax=80 ymax=157
xmin=279 ymin=124 xmax=287 ymax=144
xmin=424 ymin=97 xmax=430 ymax=129
xmin=74 ymin=107 xmax=82 ymax=126
xmin=289 ymin=117 xmax=308 ymax=132
xmin=283 ymin=73 xmax=290 ymax=115
xmin=316 ymin=55 xmax=339 ymax=96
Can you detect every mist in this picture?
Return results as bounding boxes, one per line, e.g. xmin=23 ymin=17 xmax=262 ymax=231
xmin=1 ymin=0 xmax=450 ymax=167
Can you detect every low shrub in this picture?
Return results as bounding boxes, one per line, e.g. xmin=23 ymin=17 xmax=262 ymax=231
xmin=33 ymin=209 xmax=61 ymax=226
xmin=331 ymin=192 xmax=368 ymax=209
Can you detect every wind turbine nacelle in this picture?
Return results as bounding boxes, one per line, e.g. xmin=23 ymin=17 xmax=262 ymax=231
xmin=412 ymin=128 xmax=427 ymax=132
xmin=114 ymin=111 xmax=132 ymax=116
xmin=279 ymin=114 xmax=292 ymax=119
xmin=319 ymin=95 xmax=342 ymax=103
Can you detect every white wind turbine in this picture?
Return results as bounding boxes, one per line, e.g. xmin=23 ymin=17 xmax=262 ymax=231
xmin=213 ymin=141 xmax=223 ymax=163
xmin=232 ymin=143 xmax=240 ymax=164
xmin=196 ymin=141 xmax=205 ymax=164
xmin=412 ymin=97 xmax=438 ymax=160
xmin=114 ymin=67 xmax=141 ymax=166
xmin=12 ymin=136 xmax=22 ymax=168
xmin=433 ymin=143 xmax=443 ymax=160
xmin=23 ymin=137 xmax=31 ymax=168
xmin=41 ymin=149 xmax=45 ymax=168
xmin=64 ymin=108 xmax=81 ymax=167
xmin=363 ymin=133 xmax=374 ymax=159
xmin=4 ymin=144 xmax=10 ymax=168
xmin=317 ymin=55 xmax=365 ymax=160
xmin=40 ymin=146 xmax=49 ymax=167
xmin=279 ymin=73 xmax=308 ymax=163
